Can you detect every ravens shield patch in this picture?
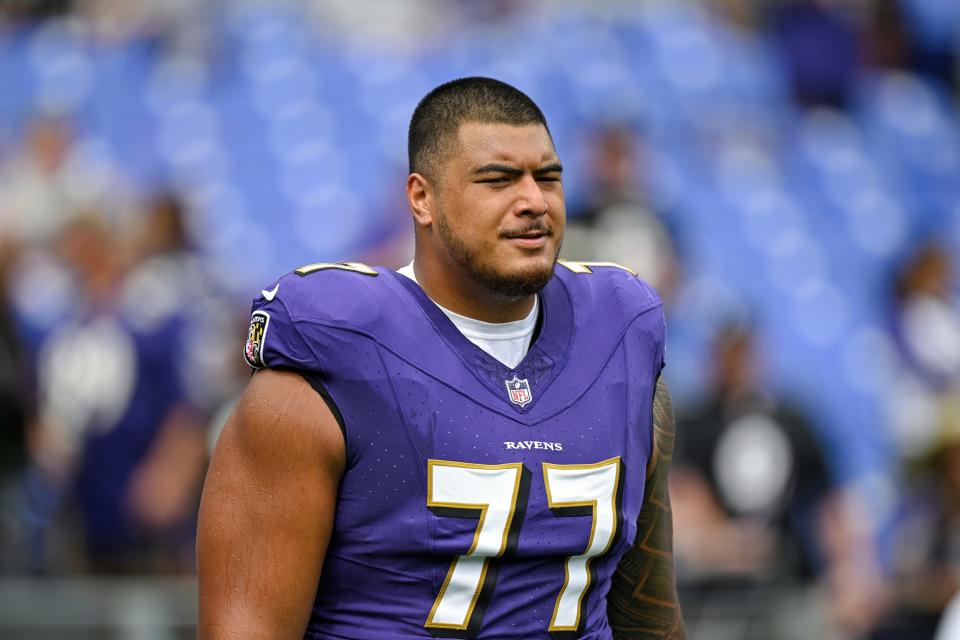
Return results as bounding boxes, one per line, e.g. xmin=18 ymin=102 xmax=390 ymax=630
xmin=244 ymin=310 xmax=270 ymax=369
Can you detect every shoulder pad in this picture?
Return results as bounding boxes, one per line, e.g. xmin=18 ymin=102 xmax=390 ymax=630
xmin=273 ymin=262 xmax=388 ymax=324
xmin=243 ymin=262 xmax=390 ymax=371
xmin=555 ymin=260 xmax=662 ymax=316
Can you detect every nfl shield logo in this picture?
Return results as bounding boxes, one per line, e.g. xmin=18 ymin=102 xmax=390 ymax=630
xmin=505 ymin=376 xmax=532 ymax=408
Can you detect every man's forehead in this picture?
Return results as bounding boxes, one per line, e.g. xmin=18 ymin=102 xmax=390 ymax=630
xmin=455 ymin=121 xmax=558 ymax=165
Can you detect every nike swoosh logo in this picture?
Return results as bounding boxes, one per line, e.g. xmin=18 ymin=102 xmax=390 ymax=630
xmin=262 ymin=284 xmax=279 ymax=301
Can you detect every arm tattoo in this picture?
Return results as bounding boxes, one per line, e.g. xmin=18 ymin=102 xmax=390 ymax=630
xmin=608 ymin=378 xmax=686 ymax=639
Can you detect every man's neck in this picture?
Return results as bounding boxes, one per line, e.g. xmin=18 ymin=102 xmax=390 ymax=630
xmin=411 ymin=258 xmax=535 ymax=324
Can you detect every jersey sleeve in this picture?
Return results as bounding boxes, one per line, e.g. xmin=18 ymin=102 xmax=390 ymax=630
xmin=656 ymin=305 xmax=667 ymax=374
xmin=243 ymin=287 xmax=316 ymax=372
xmin=640 ymin=280 xmax=667 ymax=375
xmin=608 ymin=268 xmax=667 ymax=374
xmin=241 ymin=263 xmax=389 ymax=376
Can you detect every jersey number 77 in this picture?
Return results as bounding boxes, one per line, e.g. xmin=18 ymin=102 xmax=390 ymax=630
xmin=425 ymin=457 xmax=624 ymax=637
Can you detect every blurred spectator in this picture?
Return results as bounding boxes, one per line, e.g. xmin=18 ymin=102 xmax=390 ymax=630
xmin=673 ymin=323 xmax=833 ymax=579
xmin=0 ymin=115 xmax=132 ymax=250
xmin=770 ymin=0 xmax=862 ymax=109
xmin=936 ymin=589 xmax=960 ymax=639
xmin=710 ymin=0 xmax=762 ymax=32
xmin=874 ymin=423 xmax=960 ymax=639
xmin=77 ymin=0 xmax=211 ymax=58
xmin=865 ymin=0 xmax=912 ymax=71
xmin=874 ymin=240 xmax=960 ymax=639
xmin=563 ymin=124 xmax=680 ymax=301
xmin=353 ymin=164 xmax=419 ymax=270
xmin=897 ymin=0 xmax=960 ymax=90
xmin=25 ymin=212 xmax=210 ymax=573
xmin=889 ymin=242 xmax=960 ymax=458
xmin=125 ymin=192 xmax=241 ymax=410
xmin=0 ymin=239 xmax=28 ymax=478
xmin=305 ymin=0 xmax=454 ymax=49
xmin=0 ymin=0 xmax=72 ymax=24
xmin=0 ymin=238 xmax=30 ymax=573
xmin=865 ymin=0 xmax=960 ymax=89
xmin=671 ymin=322 xmax=884 ymax=636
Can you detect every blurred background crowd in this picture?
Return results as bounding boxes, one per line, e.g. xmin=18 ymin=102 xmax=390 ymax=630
xmin=0 ymin=0 xmax=959 ymax=638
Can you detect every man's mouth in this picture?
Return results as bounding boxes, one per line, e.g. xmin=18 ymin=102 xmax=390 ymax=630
xmin=502 ymin=227 xmax=551 ymax=240
xmin=502 ymin=227 xmax=552 ymax=249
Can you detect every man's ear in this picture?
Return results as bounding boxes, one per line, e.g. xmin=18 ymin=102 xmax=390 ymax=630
xmin=407 ymin=173 xmax=434 ymax=228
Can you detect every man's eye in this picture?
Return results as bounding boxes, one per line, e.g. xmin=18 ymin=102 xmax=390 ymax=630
xmin=479 ymin=177 xmax=510 ymax=184
xmin=537 ymin=176 xmax=561 ymax=182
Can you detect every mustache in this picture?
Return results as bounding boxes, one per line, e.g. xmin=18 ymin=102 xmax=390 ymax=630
xmin=500 ymin=224 xmax=553 ymax=239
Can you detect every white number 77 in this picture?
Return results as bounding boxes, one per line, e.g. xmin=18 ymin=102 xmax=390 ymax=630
xmin=425 ymin=457 xmax=623 ymax=635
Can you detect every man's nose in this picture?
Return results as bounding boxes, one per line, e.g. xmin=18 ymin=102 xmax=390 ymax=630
xmin=515 ymin=174 xmax=548 ymax=216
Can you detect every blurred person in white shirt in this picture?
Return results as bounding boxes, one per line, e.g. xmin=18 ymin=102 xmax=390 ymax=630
xmin=890 ymin=242 xmax=960 ymax=459
xmin=0 ymin=115 xmax=132 ymax=250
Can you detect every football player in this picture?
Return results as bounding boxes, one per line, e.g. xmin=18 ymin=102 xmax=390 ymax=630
xmin=198 ymin=77 xmax=685 ymax=639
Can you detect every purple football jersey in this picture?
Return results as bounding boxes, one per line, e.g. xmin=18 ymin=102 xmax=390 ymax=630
xmin=245 ymin=261 xmax=665 ymax=639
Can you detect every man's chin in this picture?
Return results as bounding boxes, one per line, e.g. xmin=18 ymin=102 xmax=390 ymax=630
xmin=480 ymin=261 xmax=556 ymax=298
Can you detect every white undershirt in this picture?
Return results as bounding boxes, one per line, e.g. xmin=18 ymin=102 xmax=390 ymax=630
xmin=397 ymin=263 xmax=537 ymax=369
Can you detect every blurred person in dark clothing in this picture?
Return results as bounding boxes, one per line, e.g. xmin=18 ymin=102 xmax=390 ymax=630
xmin=864 ymin=0 xmax=959 ymax=90
xmin=896 ymin=0 xmax=960 ymax=90
xmin=0 ymin=238 xmax=28 ymax=477
xmin=673 ymin=324 xmax=833 ymax=579
xmin=864 ymin=0 xmax=912 ymax=72
xmin=770 ymin=0 xmax=862 ymax=109
xmin=563 ymin=124 xmax=680 ymax=302
xmin=0 ymin=237 xmax=31 ymax=573
xmin=872 ymin=423 xmax=960 ymax=640
xmin=26 ymin=212 xmax=209 ymax=573
xmin=672 ymin=323 xmax=885 ymax=637
xmin=0 ymin=0 xmax=72 ymax=23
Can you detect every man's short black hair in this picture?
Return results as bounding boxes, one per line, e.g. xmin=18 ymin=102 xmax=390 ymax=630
xmin=408 ymin=77 xmax=551 ymax=180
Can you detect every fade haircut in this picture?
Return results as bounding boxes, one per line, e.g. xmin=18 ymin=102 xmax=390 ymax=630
xmin=408 ymin=77 xmax=551 ymax=181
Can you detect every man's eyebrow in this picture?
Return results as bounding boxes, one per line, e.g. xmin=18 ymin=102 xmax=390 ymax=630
xmin=471 ymin=162 xmax=564 ymax=176
xmin=534 ymin=163 xmax=563 ymax=175
xmin=472 ymin=163 xmax=523 ymax=176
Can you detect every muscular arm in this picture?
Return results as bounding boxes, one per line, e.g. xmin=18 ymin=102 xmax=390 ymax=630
xmin=608 ymin=378 xmax=686 ymax=639
xmin=197 ymin=369 xmax=346 ymax=640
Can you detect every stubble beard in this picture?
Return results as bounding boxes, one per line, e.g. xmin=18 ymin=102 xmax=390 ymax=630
xmin=434 ymin=209 xmax=559 ymax=298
